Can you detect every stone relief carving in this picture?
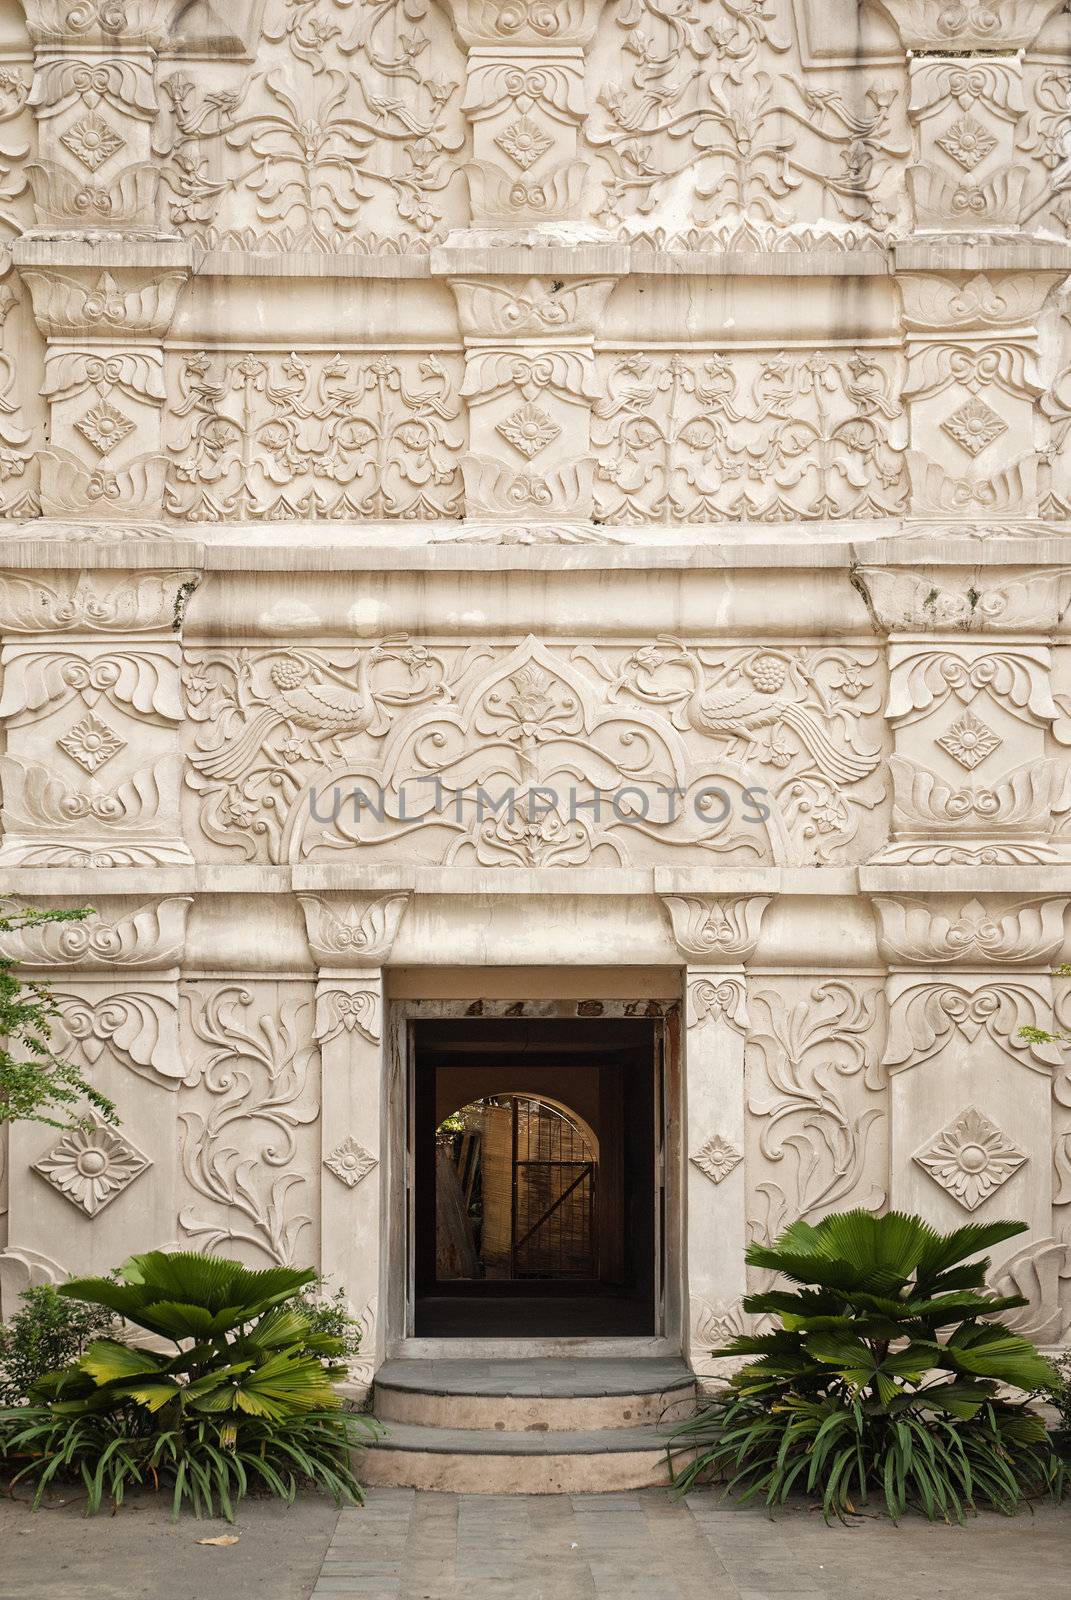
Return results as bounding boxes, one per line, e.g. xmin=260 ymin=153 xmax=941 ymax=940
xmin=990 ymin=1236 xmax=1071 ymax=1345
xmin=299 ymin=891 xmax=411 ymax=969
xmin=49 ymin=987 xmax=184 ymax=1089
xmin=900 ymin=270 xmax=1060 ymax=523
xmin=913 ymin=1105 xmax=1027 ymax=1213
xmin=164 ymin=350 xmax=464 ymax=521
xmin=870 ymin=896 xmax=1068 ymax=968
xmin=0 ymin=0 xmax=1067 ymax=1364
xmin=586 ymin=0 xmax=909 ymax=248
xmin=32 ymin=1112 xmax=152 ymax=1217
xmin=323 ymin=1135 xmax=377 ymax=1189
xmin=685 ymin=973 xmax=749 ymax=1031
xmin=154 ymin=0 xmax=467 ymax=249
xmin=179 ymin=983 xmax=321 ymax=1265
xmin=0 ymin=895 xmax=190 ymax=967
xmin=183 ymin=635 xmax=887 ymax=865
xmin=592 ymin=348 xmax=907 ymax=523
xmin=877 ymin=638 xmax=1071 ymax=865
xmin=883 ymin=979 xmax=1063 ymax=1077
xmin=663 ymin=894 xmax=770 ymax=962
xmin=690 ymin=1133 xmax=743 ymax=1186
xmin=313 ymin=984 xmax=382 ymax=1046
xmin=745 ymin=979 xmax=886 ymax=1246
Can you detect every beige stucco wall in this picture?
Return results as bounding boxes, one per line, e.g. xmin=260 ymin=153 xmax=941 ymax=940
xmin=0 ymin=0 xmax=1070 ymax=1383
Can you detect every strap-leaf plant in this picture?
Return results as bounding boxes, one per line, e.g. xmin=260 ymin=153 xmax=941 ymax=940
xmin=670 ymin=1209 xmax=1064 ymax=1522
xmin=0 ymin=1252 xmax=379 ymax=1518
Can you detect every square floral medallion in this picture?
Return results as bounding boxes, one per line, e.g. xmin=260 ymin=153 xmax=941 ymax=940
xmin=324 ymin=1135 xmax=378 ymax=1188
xmin=57 ymin=712 xmax=126 ymax=773
xmin=936 ymin=114 xmax=996 ymax=173
xmin=690 ymin=1133 xmax=742 ymax=1185
xmin=936 ymin=707 xmax=1002 ymax=771
xmin=60 ymin=113 xmax=125 ymax=173
xmin=913 ymin=1106 xmax=1026 ymax=1212
xmin=75 ymin=400 xmax=135 ymax=457
xmin=941 ymin=397 xmax=1007 ymax=458
xmin=33 ymin=1115 xmax=151 ymax=1217
xmin=497 ymin=401 xmax=561 ymax=460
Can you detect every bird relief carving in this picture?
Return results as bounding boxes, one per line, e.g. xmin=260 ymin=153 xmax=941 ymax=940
xmin=183 ymin=635 xmax=887 ymax=867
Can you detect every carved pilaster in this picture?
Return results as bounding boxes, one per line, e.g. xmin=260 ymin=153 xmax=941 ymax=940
xmin=898 ymin=272 xmax=1062 ymax=524
xmin=13 ymin=0 xmax=190 ymax=518
xmin=20 ymin=0 xmax=174 ymax=240
xmin=12 ymin=249 xmax=188 ymax=520
xmin=440 ymin=0 xmax=604 ymax=236
xmin=299 ymin=892 xmax=410 ymax=1392
xmin=663 ymin=893 xmax=769 ymax=1377
xmin=871 ymin=632 xmax=1071 ymax=867
xmin=444 ymin=271 xmax=618 ymax=524
xmin=865 ymin=887 xmax=1065 ymax=1315
xmin=0 ymin=892 xmax=191 ymax=1304
xmin=0 ymin=567 xmax=198 ymax=866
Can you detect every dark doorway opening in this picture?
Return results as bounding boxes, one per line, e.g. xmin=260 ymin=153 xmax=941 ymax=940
xmin=412 ymin=1016 xmax=659 ymax=1338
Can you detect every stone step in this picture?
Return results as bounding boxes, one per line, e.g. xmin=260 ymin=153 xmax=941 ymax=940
xmin=372 ymin=1356 xmax=696 ymax=1431
xmin=360 ymin=1420 xmax=684 ymax=1494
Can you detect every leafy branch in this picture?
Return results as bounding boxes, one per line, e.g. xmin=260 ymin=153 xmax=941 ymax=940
xmin=0 ymin=905 xmax=118 ymax=1128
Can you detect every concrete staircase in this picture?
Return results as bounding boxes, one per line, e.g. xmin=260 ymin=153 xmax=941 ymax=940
xmin=361 ymin=1357 xmax=697 ymax=1493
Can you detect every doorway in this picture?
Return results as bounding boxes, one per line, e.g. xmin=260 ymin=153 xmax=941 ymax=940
xmin=411 ymin=1016 xmax=659 ymax=1338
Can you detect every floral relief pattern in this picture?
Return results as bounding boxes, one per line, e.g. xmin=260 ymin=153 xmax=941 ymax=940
xmin=586 ymin=0 xmax=910 ymax=249
xmin=182 ymin=635 xmax=887 ymax=867
xmin=155 ymin=0 xmax=468 ymax=250
xmin=179 ymin=985 xmax=321 ymax=1266
xmin=165 ymin=351 xmax=464 ymax=522
xmin=324 ymin=1136 xmax=378 ymax=1189
xmin=745 ymin=980 xmax=887 ymax=1249
xmin=913 ymin=1107 xmax=1027 ymax=1212
xmin=690 ymin=1134 xmax=742 ymax=1185
xmin=935 ymin=709 xmax=1002 ymax=772
xmin=32 ymin=1115 xmax=151 ymax=1217
xmin=56 ymin=712 xmax=126 ymax=774
xmin=592 ymin=350 xmax=906 ymax=523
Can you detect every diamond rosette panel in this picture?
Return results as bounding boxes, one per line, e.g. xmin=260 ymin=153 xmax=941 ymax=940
xmin=913 ymin=1107 xmax=1027 ymax=1212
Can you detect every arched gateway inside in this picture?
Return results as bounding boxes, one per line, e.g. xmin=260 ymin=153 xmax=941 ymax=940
xmin=411 ymin=1017 xmax=660 ymax=1338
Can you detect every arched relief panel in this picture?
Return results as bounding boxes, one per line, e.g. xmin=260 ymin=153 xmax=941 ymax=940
xmin=882 ymin=972 xmax=1059 ymax=1235
xmin=180 ymin=632 xmax=889 ymax=868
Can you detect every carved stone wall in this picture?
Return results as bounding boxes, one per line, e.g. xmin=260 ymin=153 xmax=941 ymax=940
xmin=1 ymin=0 xmax=1070 ymax=1377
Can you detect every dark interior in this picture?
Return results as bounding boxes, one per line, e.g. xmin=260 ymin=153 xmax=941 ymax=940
xmin=412 ymin=1017 xmax=658 ymax=1338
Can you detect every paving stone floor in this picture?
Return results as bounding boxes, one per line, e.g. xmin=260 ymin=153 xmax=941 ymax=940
xmin=313 ymin=1487 xmax=1070 ymax=1600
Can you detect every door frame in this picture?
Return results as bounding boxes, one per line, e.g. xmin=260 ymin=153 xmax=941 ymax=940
xmin=383 ymin=994 xmax=684 ymax=1358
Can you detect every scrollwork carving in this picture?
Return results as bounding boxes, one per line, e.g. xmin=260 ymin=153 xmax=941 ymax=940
xmin=883 ymin=979 xmax=1062 ymax=1076
xmin=746 ymin=980 xmax=886 ymax=1244
xmin=664 ymin=895 xmax=769 ymax=962
xmin=179 ymin=984 xmax=320 ymax=1265
xmin=0 ymin=896 xmax=190 ymax=968
xmin=299 ymin=892 xmax=411 ymax=969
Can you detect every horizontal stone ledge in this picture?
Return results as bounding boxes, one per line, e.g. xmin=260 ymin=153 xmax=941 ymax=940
xmin=7 ymin=239 xmax=1069 ymax=284
xmin=10 ymin=238 xmax=193 ymax=272
xmin=2 ymin=530 xmax=1070 ymax=576
xmin=9 ymin=864 xmax=1068 ymax=903
xmin=893 ymin=239 xmax=1071 ymax=274
xmin=859 ymin=865 xmax=1071 ymax=896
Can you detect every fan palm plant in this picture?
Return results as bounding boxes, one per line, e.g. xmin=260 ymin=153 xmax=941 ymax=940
xmin=670 ymin=1210 xmax=1063 ymax=1522
xmin=0 ymin=1251 xmax=379 ymax=1518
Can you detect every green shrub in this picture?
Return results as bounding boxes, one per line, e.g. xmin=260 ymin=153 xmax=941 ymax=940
xmin=0 ymin=1284 xmax=117 ymax=1406
xmin=1039 ymin=1350 xmax=1071 ymax=1453
xmin=0 ymin=1252 xmax=380 ymax=1518
xmin=0 ymin=904 xmax=117 ymax=1129
xmin=670 ymin=1210 xmax=1064 ymax=1523
xmin=296 ymin=1280 xmax=364 ymax=1369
